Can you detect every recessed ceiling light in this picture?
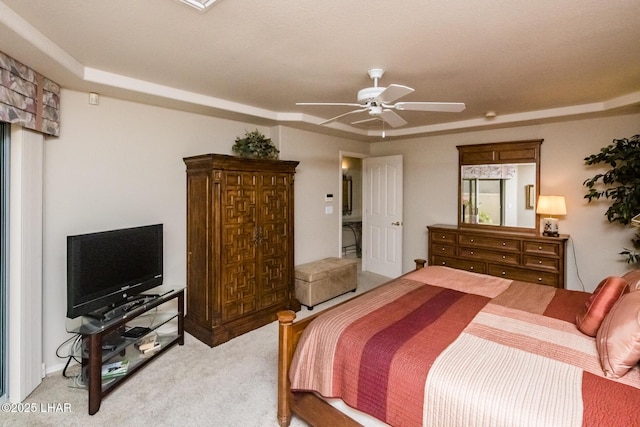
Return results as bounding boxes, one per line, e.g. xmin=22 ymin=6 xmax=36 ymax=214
xmin=178 ymin=0 xmax=220 ymax=11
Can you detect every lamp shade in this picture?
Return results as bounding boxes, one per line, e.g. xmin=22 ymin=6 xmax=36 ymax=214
xmin=536 ymin=195 xmax=567 ymax=216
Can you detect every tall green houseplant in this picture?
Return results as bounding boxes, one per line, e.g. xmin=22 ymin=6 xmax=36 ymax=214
xmin=583 ymin=134 xmax=640 ymax=263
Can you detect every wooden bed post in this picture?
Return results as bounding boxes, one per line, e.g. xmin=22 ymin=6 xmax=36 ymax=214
xmin=277 ymin=310 xmax=296 ymax=427
xmin=414 ymin=258 xmax=426 ymax=269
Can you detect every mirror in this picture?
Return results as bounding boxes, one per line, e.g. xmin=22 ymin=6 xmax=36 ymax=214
xmin=342 ymin=175 xmax=352 ymax=216
xmin=458 ymin=140 xmax=542 ymax=233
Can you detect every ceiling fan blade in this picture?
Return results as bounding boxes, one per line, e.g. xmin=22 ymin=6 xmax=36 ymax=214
xmin=379 ymin=109 xmax=407 ymax=128
xmin=296 ymin=102 xmax=363 ymax=107
xmin=377 ymin=84 xmax=414 ymax=104
xmin=394 ymin=102 xmax=466 ymax=112
xmin=351 ymin=117 xmax=380 ymax=125
xmin=319 ymin=108 xmax=368 ymax=125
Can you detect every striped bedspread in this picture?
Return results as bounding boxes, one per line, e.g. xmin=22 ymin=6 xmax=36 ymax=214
xmin=289 ymin=266 xmax=640 ymax=427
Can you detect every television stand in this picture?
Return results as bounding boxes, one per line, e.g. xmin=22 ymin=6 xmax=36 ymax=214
xmin=67 ymin=287 xmax=184 ymax=415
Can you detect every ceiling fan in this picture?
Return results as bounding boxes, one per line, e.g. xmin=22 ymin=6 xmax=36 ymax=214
xmin=296 ymin=69 xmax=466 ymax=128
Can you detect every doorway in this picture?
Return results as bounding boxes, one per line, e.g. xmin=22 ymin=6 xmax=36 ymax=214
xmin=339 ymin=152 xmax=404 ymax=278
xmin=340 ymin=154 xmax=364 ymax=261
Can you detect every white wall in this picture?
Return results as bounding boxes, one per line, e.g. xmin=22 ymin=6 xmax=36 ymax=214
xmin=370 ymin=113 xmax=640 ymax=291
xmin=278 ymin=126 xmax=369 ymax=264
xmin=42 ymin=90 xmax=369 ymax=372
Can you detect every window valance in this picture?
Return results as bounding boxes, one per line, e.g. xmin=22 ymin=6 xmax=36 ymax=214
xmin=0 ymin=51 xmax=60 ymax=136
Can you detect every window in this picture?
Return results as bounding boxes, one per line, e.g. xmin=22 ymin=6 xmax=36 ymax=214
xmin=0 ymin=122 xmax=9 ymax=403
xmin=462 ymin=178 xmax=504 ymax=225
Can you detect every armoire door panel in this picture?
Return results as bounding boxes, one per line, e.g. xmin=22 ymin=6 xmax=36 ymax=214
xmin=260 ymin=256 xmax=288 ymax=282
xmin=260 ymin=219 xmax=289 ymax=307
xmin=222 ymin=261 xmax=257 ymax=320
xmin=223 ymin=173 xmax=257 ymax=224
xmin=223 ymin=298 xmax=257 ymax=320
xmin=261 ymin=287 xmax=288 ymax=308
xmin=222 ymin=223 xmax=256 ymax=262
xmin=260 ymin=222 xmax=287 ymax=257
xmin=260 ymin=175 xmax=289 ymax=221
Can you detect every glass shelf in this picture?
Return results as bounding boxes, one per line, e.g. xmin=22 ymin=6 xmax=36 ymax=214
xmin=68 ymin=323 xmax=180 ymax=391
xmin=65 ymin=287 xmax=184 ymax=414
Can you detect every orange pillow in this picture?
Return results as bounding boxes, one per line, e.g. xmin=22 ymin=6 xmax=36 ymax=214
xmin=596 ymin=291 xmax=640 ymax=378
xmin=622 ymin=270 xmax=640 ymax=292
xmin=576 ymin=276 xmax=629 ymax=337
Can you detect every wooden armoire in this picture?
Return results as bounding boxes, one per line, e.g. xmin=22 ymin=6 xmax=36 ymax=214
xmin=183 ymin=154 xmax=300 ymax=347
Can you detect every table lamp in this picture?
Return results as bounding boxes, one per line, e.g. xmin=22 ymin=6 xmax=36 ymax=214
xmin=536 ymin=195 xmax=566 ymax=236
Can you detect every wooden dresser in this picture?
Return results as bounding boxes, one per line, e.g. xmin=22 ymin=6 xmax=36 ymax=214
xmin=428 ymin=224 xmax=568 ymax=288
xmin=184 ymin=154 xmax=300 ymax=346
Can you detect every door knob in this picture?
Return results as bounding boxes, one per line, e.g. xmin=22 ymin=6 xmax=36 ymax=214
xmin=391 ymin=221 xmax=402 ymax=226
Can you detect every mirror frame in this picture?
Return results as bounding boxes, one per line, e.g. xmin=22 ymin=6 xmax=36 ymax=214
xmin=457 ymin=139 xmax=543 ymax=234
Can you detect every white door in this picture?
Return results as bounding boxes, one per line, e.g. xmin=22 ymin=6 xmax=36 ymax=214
xmin=362 ymin=155 xmax=403 ymax=278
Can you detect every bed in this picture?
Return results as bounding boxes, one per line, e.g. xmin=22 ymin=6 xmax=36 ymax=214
xmin=276 ymin=261 xmax=640 ymax=427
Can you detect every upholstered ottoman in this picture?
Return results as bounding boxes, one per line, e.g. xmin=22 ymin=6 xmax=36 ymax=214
xmin=295 ymin=258 xmax=357 ymax=309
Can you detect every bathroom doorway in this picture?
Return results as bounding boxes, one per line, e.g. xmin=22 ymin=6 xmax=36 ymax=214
xmin=340 ymin=154 xmax=363 ymax=260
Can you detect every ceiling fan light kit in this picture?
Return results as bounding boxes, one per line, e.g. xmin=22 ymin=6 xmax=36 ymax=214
xmin=177 ymin=0 xmax=219 ymax=11
xmin=296 ymin=69 xmax=466 ymax=130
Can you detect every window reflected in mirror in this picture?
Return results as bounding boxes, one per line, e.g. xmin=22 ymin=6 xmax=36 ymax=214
xmin=460 ymin=163 xmax=536 ymax=228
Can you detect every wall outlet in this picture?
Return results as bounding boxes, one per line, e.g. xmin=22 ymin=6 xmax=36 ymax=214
xmin=325 ymin=206 xmax=333 ymax=214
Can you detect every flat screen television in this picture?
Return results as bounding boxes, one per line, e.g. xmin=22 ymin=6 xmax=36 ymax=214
xmin=66 ymin=224 xmax=163 ymax=319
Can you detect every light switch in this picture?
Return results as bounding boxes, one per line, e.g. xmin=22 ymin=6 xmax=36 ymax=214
xmin=325 ymin=206 xmax=333 ymax=214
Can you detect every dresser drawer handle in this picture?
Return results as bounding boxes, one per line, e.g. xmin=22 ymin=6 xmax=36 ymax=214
xmin=538 ymin=246 xmax=542 ymax=250
xmin=470 ymin=238 xmax=474 ymax=242
xmin=442 ymin=247 xmax=446 ymax=251
xmin=501 ymin=271 xmax=506 ymax=276
xmin=502 ymin=242 xmax=506 ymax=246
xmin=502 ymin=255 xmax=506 ymax=259
xmin=441 ymin=261 xmax=446 ymax=265
xmin=538 ymin=277 xmax=542 ymax=282
xmin=470 ymin=251 xmax=474 ymax=255
xmin=538 ymin=260 xmax=542 ymax=264
xmin=441 ymin=235 xmax=446 ymax=239
xmin=470 ymin=266 xmax=474 ymax=270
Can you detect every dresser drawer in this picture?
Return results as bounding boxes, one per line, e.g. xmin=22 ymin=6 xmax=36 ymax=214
xmin=432 ymin=256 xmax=486 ymax=274
xmin=459 ymin=233 xmax=520 ymax=251
xmin=523 ymin=240 xmax=560 ymax=257
xmin=523 ymin=255 xmax=559 ymax=272
xmin=430 ymin=231 xmax=457 ymax=245
xmin=431 ymin=244 xmax=456 ymax=257
xmin=488 ymin=264 xmax=559 ymax=287
xmin=459 ymin=247 xmax=520 ymax=265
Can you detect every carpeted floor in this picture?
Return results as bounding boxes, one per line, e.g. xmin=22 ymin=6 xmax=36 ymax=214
xmin=1 ymin=265 xmax=390 ymax=427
